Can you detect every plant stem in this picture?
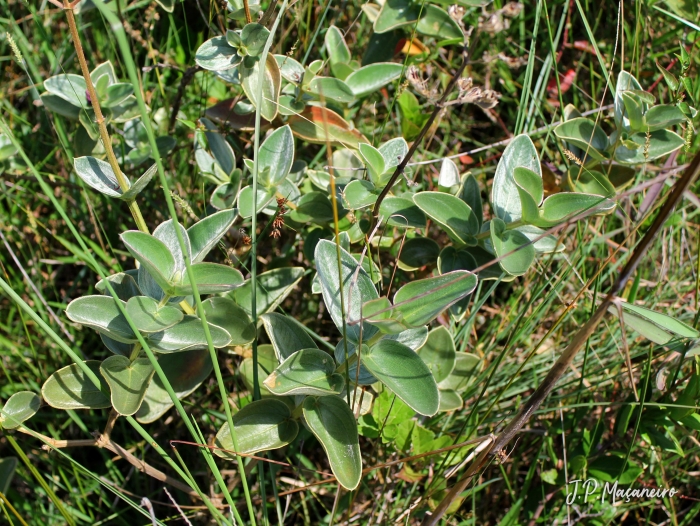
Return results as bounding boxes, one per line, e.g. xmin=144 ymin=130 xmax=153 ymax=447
xmin=243 ymin=0 xmax=252 ymax=23
xmin=63 ymin=4 xmax=149 ymax=234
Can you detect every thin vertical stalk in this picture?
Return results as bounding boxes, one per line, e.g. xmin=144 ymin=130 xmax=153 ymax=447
xmin=250 ymin=2 xmax=288 ymax=524
xmin=63 ymin=6 xmax=148 ymax=234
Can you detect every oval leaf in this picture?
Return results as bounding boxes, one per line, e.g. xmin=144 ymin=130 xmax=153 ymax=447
xmin=215 ymin=399 xmax=299 ymax=457
xmin=361 ymin=339 xmax=439 ymax=416
xmin=303 ymin=396 xmax=362 ymax=490
xmin=125 ymin=296 xmax=184 ymax=333
xmin=100 ymin=356 xmax=155 ymax=416
xmin=264 ymin=349 xmax=344 ymax=396
xmin=136 ymin=349 xmax=213 ymax=423
xmin=261 ymin=312 xmax=318 ymax=362
xmin=492 ymin=134 xmax=541 ymax=222
xmin=1 ymin=392 xmax=41 ymax=430
xmin=188 ymin=209 xmax=238 ymax=263
xmin=232 ymin=267 xmax=305 ymax=317
xmin=490 ymin=217 xmax=535 ymax=276
xmin=344 ymin=63 xmax=403 ymax=98
xmin=202 ymin=297 xmax=256 ymax=345
xmin=240 ymin=54 xmax=281 ymax=122
xmin=393 ymin=270 xmax=477 ymax=327
xmin=147 ymin=316 xmax=231 ymax=352
xmin=42 ymin=361 xmax=111 ymax=410
xmin=417 ymin=327 xmax=456 ymax=383
xmin=66 ymin=295 xmax=137 ymax=343
xmin=315 ymin=240 xmax=379 ymax=343
xmin=74 ymin=156 xmax=123 ymax=197
xmin=413 ymin=191 xmax=478 ymax=243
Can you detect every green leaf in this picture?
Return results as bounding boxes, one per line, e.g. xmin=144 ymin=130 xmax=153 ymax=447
xmin=416 ymin=5 xmax=464 ymax=41
xmin=261 ymin=312 xmax=318 ymax=362
xmin=202 ymin=297 xmax=255 ymax=345
xmin=437 ymin=247 xmax=477 ymax=320
xmin=615 ymin=71 xmax=644 ymax=129
xmin=240 ymin=23 xmax=270 ymax=57
xmin=363 ymin=297 xmax=409 ymax=334
xmin=305 ymin=76 xmax=355 ymax=103
xmin=460 ymin=173 xmax=483 ymax=227
xmin=359 ymin=143 xmax=386 ymax=186
xmin=42 ymin=361 xmax=111 ymax=410
xmin=492 ymin=134 xmax=541 ymax=222
xmin=589 ymin=455 xmax=642 ymax=484
xmin=41 ymin=93 xmax=81 ymax=119
xmin=0 ymin=392 xmax=41 ymax=430
xmin=232 ymin=267 xmax=305 ymax=317
xmin=95 ymin=269 xmax=139 ymax=299
xmin=121 ymin=231 xmax=176 ymax=295
xmin=74 ymin=156 xmax=123 ymax=197
xmin=100 ymin=356 xmax=155 ymax=416
xmin=512 ymin=166 xmax=543 ymax=224
xmin=187 ymin=209 xmax=238 ymax=263
xmin=361 ymin=339 xmax=439 ymax=416
xmin=379 ymin=196 xmax=426 ymax=228
xmin=393 ymin=270 xmax=477 ymax=326
xmin=102 ymin=83 xmax=134 ymax=108
xmin=438 ymin=389 xmax=463 ymax=412
xmin=195 ymin=37 xmax=241 ymax=71
xmin=125 ymin=296 xmax=184 ymax=333
xmin=397 ymin=237 xmax=440 ymax=271
xmin=490 ymin=217 xmax=535 ymax=276
xmin=66 ymin=295 xmax=137 ymax=343
xmin=211 ymin=182 xmax=239 ymax=210
xmin=344 ymin=63 xmax=403 ymax=98
xmin=538 ymin=192 xmax=615 ymax=226
xmin=258 ymin=125 xmax=295 ymax=187
xmin=215 ymin=399 xmax=299 ymax=457
xmin=120 ymin=163 xmax=157 ymax=201
xmin=645 ymin=104 xmax=687 ymax=131
xmin=609 ymin=301 xmax=699 ymax=345
xmin=343 ymin=180 xmax=379 ymax=209
xmin=374 ymin=0 xmax=421 ymax=33
xmin=237 ymin=185 xmax=276 ymax=218
xmin=264 ymin=349 xmax=344 ymax=396
xmin=172 ymin=263 xmax=244 ymax=295
xmin=656 ymin=62 xmax=679 ymax=92
xmin=240 ymin=54 xmax=281 ymax=122
xmin=565 ymin=169 xmax=615 ymax=198
xmin=138 ymin=220 xmax=191 ymax=301
xmin=290 ymin=191 xmax=338 ymax=223
xmin=147 ymin=316 xmax=231 ymax=352
xmin=315 ymin=239 xmax=379 ymax=343
xmin=413 ymin=191 xmax=478 ymax=244
xmin=378 ymin=137 xmax=408 ymax=173
xmin=335 ymin=341 xmax=376 ymax=385
xmin=43 ymin=73 xmax=88 ymax=109
xmin=417 ymin=327 xmax=456 ymax=383
xmin=325 ymin=26 xmax=351 ymax=66
xmin=438 ymin=352 xmax=481 ymax=391
xmin=621 ymin=92 xmax=645 ymax=132
xmin=303 ymin=396 xmax=362 ymax=490
xmin=136 ymin=349 xmax=213 ymax=423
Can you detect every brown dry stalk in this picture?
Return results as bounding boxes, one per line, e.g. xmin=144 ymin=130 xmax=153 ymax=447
xmin=63 ymin=4 xmax=149 ymax=233
xmin=423 ymin=147 xmax=700 ymax=525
